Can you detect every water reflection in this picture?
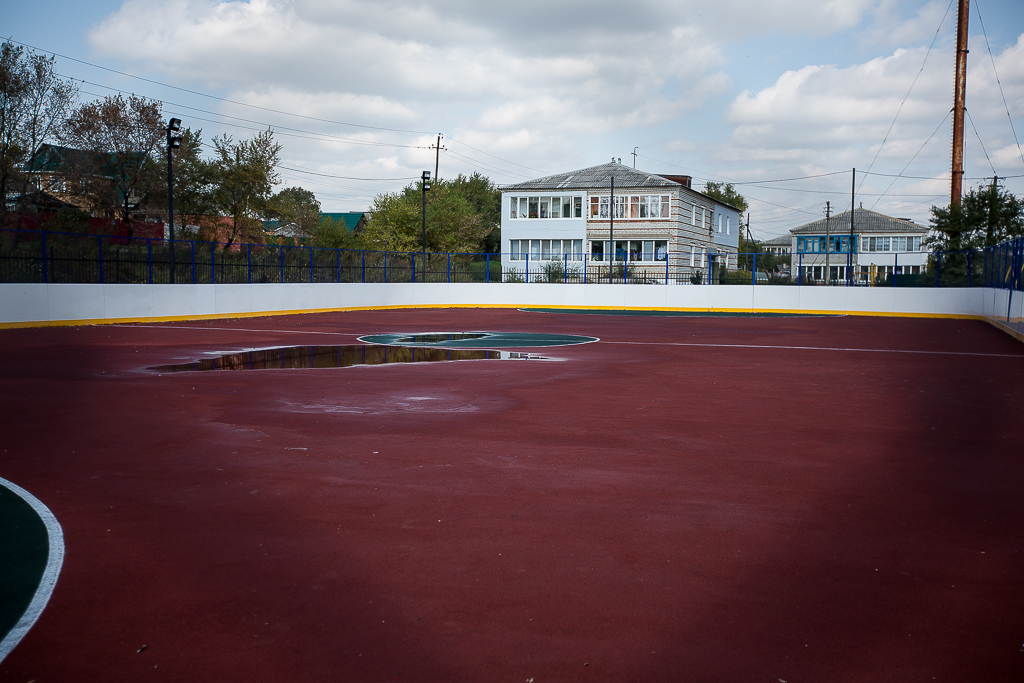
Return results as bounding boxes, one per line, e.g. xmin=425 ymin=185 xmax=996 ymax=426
xmin=394 ymin=333 xmax=489 ymax=344
xmin=150 ymin=344 xmax=547 ymax=373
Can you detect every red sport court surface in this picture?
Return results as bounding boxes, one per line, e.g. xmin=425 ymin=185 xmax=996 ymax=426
xmin=2 ymin=308 xmax=1024 ymax=682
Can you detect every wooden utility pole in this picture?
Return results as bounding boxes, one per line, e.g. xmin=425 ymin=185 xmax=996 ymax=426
xmin=951 ymin=0 xmax=970 ymax=207
xmin=824 ymin=201 xmax=831 ymax=284
xmin=432 ymin=134 xmax=445 ymax=182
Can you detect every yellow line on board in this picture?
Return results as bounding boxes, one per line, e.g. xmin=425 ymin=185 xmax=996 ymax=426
xmin=0 ymin=303 xmax=992 ymax=330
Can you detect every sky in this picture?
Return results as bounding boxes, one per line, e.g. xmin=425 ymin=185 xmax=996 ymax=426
xmin=5 ymin=0 xmax=1024 ymax=239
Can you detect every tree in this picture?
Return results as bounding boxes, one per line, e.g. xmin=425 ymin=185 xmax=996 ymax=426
xmin=702 ymin=181 xmax=749 ymax=214
xmin=211 ymin=129 xmax=282 ymax=247
xmin=266 ymin=186 xmax=321 ymax=240
xmin=442 ymin=173 xmax=501 ymax=252
xmin=61 ymin=94 xmax=163 ymax=237
xmin=310 ymin=215 xmax=361 ymax=249
xmin=0 ymin=40 xmax=78 ymax=227
xmin=362 ymin=181 xmax=488 ymax=254
xmin=927 ymin=181 xmax=1024 ymax=252
xmin=0 ymin=41 xmax=30 ymax=227
xmin=152 ymin=127 xmax=221 ymax=238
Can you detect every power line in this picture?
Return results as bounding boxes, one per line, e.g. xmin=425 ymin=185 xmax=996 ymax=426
xmin=732 ymin=171 xmax=849 ymax=185
xmin=9 ymin=38 xmax=438 ymax=136
xmin=277 ymin=165 xmax=419 ymax=182
xmin=870 ymin=111 xmax=952 ymax=210
xmin=74 ymin=78 xmax=429 ymax=150
xmin=966 ymin=108 xmax=997 ymax=176
xmin=974 ymin=0 xmax=1024 ymax=170
xmin=443 ymin=148 xmax=533 ymax=180
xmin=858 ymin=0 xmax=955 ymax=193
xmin=445 ymin=136 xmax=549 ymax=175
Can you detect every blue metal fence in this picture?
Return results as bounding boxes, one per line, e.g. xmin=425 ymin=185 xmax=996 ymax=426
xmin=1 ymin=228 xmax=1021 ymax=291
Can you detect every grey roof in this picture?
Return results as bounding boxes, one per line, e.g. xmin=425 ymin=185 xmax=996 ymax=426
xmin=500 ymin=161 xmax=681 ymax=191
xmin=790 ymin=208 xmax=928 ymax=235
xmin=763 ymin=234 xmax=793 ymax=246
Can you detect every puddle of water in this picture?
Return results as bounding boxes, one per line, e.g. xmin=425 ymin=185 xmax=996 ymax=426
xmin=359 ymin=332 xmax=598 ymax=348
xmin=149 ymin=344 xmax=549 ymax=373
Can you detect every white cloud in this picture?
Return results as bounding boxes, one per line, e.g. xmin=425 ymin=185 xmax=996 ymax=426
xmin=80 ymin=0 xmax=1024 ymax=218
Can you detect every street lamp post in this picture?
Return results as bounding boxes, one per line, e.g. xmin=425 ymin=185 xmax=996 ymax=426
xmin=421 ymin=170 xmax=431 ymax=282
xmin=166 ymin=118 xmax=182 ymax=283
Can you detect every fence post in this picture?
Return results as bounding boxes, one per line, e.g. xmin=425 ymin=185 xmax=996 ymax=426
xmin=210 ymin=242 xmax=215 ymax=284
xmin=798 ymin=253 xmax=802 ymax=286
xmin=448 ymin=253 xmax=451 ymax=283
xmin=894 ymin=252 xmax=898 ymax=288
xmin=309 ymin=246 xmax=314 ymax=283
xmin=751 ymin=253 xmax=756 ymax=286
xmin=147 ymin=239 xmax=153 ymax=284
xmin=564 ymin=253 xmax=568 ymax=284
xmin=968 ymin=250 xmax=972 ymax=288
xmin=336 ymin=248 xmax=341 ymax=283
xmin=40 ymin=231 xmax=47 ymax=283
xmin=361 ymin=250 xmax=365 ymax=283
xmin=486 ymin=253 xmax=490 ymax=283
xmin=98 ymin=235 xmax=104 ymax=284
xmin=936 ymin=252 xmax=941 ymax=287
xmin=525 ymin=252 xmax=529 ymax=283
xmin=411 ymin=252 xmax=415 ymax=283
xmin=247 ymin=243 xmax=252 ymax=284
xmin=279 ymin=246 xmax=284 ymax=283
xmin=191 ymin=241 xmax=195 ymax=284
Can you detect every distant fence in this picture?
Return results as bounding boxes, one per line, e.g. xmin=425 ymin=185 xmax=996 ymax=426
xmin=1 ymin=228 xmax=1021 ymax=291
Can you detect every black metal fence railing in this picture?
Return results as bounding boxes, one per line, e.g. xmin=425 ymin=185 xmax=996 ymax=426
xmin=1 ymin=229 xmax=1021 ymax=292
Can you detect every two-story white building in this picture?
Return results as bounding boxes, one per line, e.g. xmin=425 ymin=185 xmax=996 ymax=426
xmin=500 ymin=160 xmax=742 ymax=282
xmin=787 ymin=208 xmax=930 ymax=284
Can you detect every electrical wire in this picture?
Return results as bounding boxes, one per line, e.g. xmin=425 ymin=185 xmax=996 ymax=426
xmin=857 ymin=0 xmax=955 ymax=193
xmin=967 ymin=108 xmax=998 ymax=176
xmin=732 ymin=171 xmax=849 ymax=185
xmin=73 ymin=77 xmax=430 ymax=150
xmin=444 ymin=136 xmax=549 ymax=175
xmin=974 ymin=0 xmax=1024 ymax=170
xmin=9 ymin=39 xmax=437 ymax=136
xmin=870 ymin=111 xmax=952 ymax=210
xmin=443 ymin=148 xmax=533 ymax=180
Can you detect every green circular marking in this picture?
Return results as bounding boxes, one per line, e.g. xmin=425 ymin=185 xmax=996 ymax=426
xmin=358 ymin=332 xmax=598 ymax=348
xmin=0 ymin=486 xmax=49 ymax=648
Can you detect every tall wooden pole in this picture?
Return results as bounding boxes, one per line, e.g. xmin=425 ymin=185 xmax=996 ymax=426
xmin=434 ymin=134 xmax=442 ymax=182
xmin=951 ymin=0 xmax=970 ymax=207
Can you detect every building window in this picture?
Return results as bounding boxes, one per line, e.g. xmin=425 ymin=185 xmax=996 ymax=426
xmin=510 ymin=239 xmax=583 ymax=261
xmin=890 ymin=236 xmax=922 ymax=252
xmin=797 ymin=235 xmax=856 ymax=253
xmin=509 ymin=196 xmax=584 ymax=219
xmin=589 ymin=195 xmax=669 ymax=220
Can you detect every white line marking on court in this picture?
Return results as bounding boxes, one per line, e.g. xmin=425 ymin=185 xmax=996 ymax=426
xmin=110 ymin=324 xmax=359 ymax=336
xmin=603 ymin=340 xmax=1024 ymax=358
xmin=0 ymin=478 xmax=64 ymax=664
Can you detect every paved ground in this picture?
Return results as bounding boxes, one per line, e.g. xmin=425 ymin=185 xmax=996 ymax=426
xmin=1 ymin=309 xmax=1023 ymax=682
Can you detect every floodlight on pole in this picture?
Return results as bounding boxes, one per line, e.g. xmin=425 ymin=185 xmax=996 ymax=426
xmin=421 ymin=170 xmax=431 ymax=282
xmin=166 ymin=118 xmax=183 ymax=283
